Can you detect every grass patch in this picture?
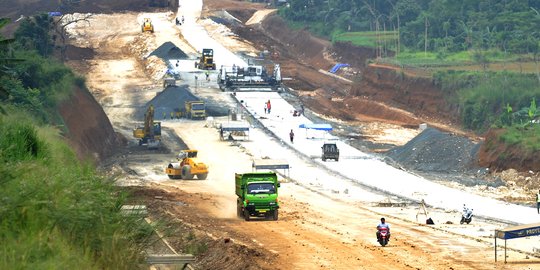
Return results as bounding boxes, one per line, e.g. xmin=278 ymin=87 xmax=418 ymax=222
xmin=333 ymin=31 xmax=397 ymax=48
xmin=381 ymin=49 xmax=535 ymax=69
xmin=0 ymin=112 xmax=153 ymax=269
xmin=499 ymin=125 xmax=540 ymax=152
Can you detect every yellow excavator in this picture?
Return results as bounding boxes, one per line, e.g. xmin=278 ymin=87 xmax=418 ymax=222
xmin=165 ymin=150 xmax=209 ymax=180
xmin=141 ymin=18 xmax=154 ymax=33
xmin=133 ymin=105 xmax=161 ymax=149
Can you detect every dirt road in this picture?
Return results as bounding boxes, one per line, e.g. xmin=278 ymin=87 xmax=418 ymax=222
xmin=61 ymin=1 xmax=540 ymax=269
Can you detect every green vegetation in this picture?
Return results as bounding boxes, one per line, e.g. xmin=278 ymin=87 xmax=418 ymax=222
xmin=280 ymin=0 xmax=540 ymax=54
xmin=0 ymin=114 xmax=153 ymax=269
xmin=280 ymin=1 xmax=540 ymax=155
xmin=333 ymin=31 xmax=397 ymax=48
xmin=434 ymin=71 xmax=540 ymax=131
xmin=499 ymin=125 xmax=540 ymax=152
xmin=0 ymin=16 xmax=153 ymax=269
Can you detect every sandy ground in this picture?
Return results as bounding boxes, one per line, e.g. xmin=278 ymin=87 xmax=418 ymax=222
xmin=62 ymin=0 xmax=540 ymax=269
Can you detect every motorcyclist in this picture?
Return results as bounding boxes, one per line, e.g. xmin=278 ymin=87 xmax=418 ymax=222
xmin=465 ymin=208 xmax=473 ymax=219
xmin=376 ymin=217 xmax=390 ymax=241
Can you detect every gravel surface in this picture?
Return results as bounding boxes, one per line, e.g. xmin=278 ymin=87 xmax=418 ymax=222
xmin=136 ymin=85 xmax=228 ymax=119
xmin=384 ymin=127 xmax=503 ymax=187
xmin=149 ymin=41 xmax=188 ymax=61
xmin=386 ymin=128 xmax=479 ymax=173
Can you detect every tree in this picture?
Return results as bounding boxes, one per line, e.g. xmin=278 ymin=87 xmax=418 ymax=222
xmin=52 ymin=13 xmax=93 ymax=60
xmin=14 ymin=14 xmax=54 ymax=57
xmin=0 ymin=18 xmax=23 ymax=102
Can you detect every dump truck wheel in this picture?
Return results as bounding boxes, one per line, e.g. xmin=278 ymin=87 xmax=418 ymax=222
xmin=272 ymin=209 xmax=279 ymax=221
xmin=244 ymin=209 xmax=250 ymax=221
xmin=181 ymin=165 xmax=193 ymax=180
xmin=322 ymin=158 xmax=326 ymax=162
xmin=197 ymin=173 xmax=208 ymax=180
xmin=167 ymin=174 xmax=174 ymax=179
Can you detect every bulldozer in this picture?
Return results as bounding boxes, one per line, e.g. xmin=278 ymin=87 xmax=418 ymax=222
xmin=141 ymin=18 xmax=154 ymax=33
xmin=195 ymin=48 xmax=216 ymax=70
xmin=165 ymin=150 xmax=209 ymax=180
xmin=133 ymin=105 xmax=161 ymax=149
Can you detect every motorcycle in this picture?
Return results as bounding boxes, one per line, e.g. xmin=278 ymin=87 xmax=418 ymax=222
xmin=377 ymin=227 xmax=389 ymax=246
xmin=460 ymin=209 xmax=473 ymax=224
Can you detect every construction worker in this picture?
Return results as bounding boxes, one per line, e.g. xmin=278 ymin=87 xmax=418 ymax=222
xmin=205 ymin=70 xmax=210 ymax=81
xmin=176 ymin=111 xmax=181 ymax=119
xmin=267 ymin=100 xmax=272 ymax=114
xmin=162 ymin=112 xmax=166 ymax=119
xmin=536 ymin=190 xmax=540 ymax=214
xmin=289 ymin=129 xmax=294 ymax=143
xmin=170 ymin=111 xmax=174 ymax=119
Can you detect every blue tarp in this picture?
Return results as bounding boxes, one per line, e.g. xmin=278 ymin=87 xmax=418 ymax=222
xmin=48 ymin=12 xmax=62 ymax=17
xmin=299 ymin=123 xmax=332 ymax=131
xmin=329 ymin=63 xmax=350 ymax=73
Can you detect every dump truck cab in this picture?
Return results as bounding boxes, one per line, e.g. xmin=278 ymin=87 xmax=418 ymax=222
xmin=195 ymin=48 xmax=216 ymax=70
xmin=235 ymin=172 xmax=280 ymax=221
xmin=185 ymin=100 xmax=206 ymax=119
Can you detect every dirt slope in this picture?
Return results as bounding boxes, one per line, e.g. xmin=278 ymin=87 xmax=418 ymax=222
xmin=58 ymin=87 xmax=121 ymax=162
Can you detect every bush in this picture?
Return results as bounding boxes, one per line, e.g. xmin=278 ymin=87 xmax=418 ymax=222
xmin=0 ymin=115 xmax=153 ymax=269
xmin=434 ymin=71 xmax=540 ymax=131
xmin=499 ymin=125 xmax=540 ymax=152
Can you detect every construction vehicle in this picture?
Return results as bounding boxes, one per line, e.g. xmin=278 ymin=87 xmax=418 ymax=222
xmin=185 ymin=100 xmax=206 ymax=120
xmin=133 ymin=105 xmax=161 ymax=149
xmin=235 ymin=172 xmax=280 ymax=221
xmin=195 ymin=48 xmax=216 ymax=70
xmin=165 ymin=150 xmax=209 ymax=180
xmin=218 ymin=63 xmax=282 ymax=91
xmin=141 ymin=18 xmax=154 ymax=33
xmin=321 ymin=143 xmax=339 ymax=162
xmin=163 ymin=77 xmax=176 ymax=87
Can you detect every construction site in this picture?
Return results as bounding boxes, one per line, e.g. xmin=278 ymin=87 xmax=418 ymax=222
xmin=4 ymin=0 xmax=540 ymax=269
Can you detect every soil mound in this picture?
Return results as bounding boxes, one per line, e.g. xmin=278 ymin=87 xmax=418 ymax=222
xmin=148 ymin=42 xmax=188 ymax=61
xmin=330 ymin=42 xmax=378 ymax=71
xmin=386 ymin=127 xmax=480 ymax=174
xmin=137 ymin=85 xmax=228 ymax=119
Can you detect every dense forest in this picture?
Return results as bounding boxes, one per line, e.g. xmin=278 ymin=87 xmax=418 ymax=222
xmin=280 ymin=0 xmax=540 ymax=54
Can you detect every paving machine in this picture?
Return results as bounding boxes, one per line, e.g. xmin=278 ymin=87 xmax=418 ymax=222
xmin=218 ymin=63 xmax=282 ymax=91
xmin=195 ymin=48 xmax=216 ymax=70
xmin=165 ymin=150 xmax=209 ymax=180
xmin=133 ymin=105 xmax=161 ymax=149
xmin=141 ymin=18 xmax=154 ymax=33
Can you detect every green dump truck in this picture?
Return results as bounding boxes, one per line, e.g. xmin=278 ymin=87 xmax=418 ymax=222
xmin=235 ymin=172 xmax=280 ymax=221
